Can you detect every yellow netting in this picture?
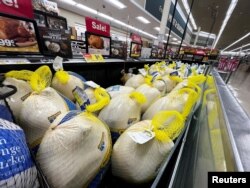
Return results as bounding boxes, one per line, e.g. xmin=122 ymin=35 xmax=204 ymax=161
xmin=54 ymin=70 xmax=70 ymax=84
xmin=152 ymin=111 xmax=185 ymax=142
xmin=5 ymin=70 xmax=33 ymax=81
xmin=185 ymin=81 xmax=201 ymax=97
xmin=169 ymin=76 xmax=183 ymax=83
xmin=86 ymin=87 xmax=110 ymax=113
xmin=129 ymin=91 xmax=147 ymax=104
xmin=191 ymin=67 xmax=198 ymax=76
xmin=188 ymin=74 xmax=207 ymax=85
xmin=206 ymin=75 xmax=215 ymax=89
xmin=178 ymin=88 xmax=199 ymax=118
xmin=30 ymin=65 xmax=52 ymax=92
xmin=144 ymin=64 xmax=150 ymax=73
xmin=144 ymin=75 xmax=153 ymax=86
xmin=168 ymin=62 xmax=176 ymax=69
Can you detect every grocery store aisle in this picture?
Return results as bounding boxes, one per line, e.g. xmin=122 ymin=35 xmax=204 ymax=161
xmin=227 ymin=63 xmax=250 ymax=116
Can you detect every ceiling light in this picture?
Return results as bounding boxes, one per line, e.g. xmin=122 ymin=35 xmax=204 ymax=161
xmin=172 ymin=38 xmax=178 ymax=41
xmin=222 ymin=32 xmax=250 ymax=51
xmin=213 ymin=0 xmax=238 ymax=48
xmin=60 ymin=0 xmax=77 ymax=6
xmin=136 ymin=16 xmax=150 ymax=24
xmin=76 ymin=3 xmax=98 ymax=14
xmin=182 ymin=0 xmax=197 ymax=30
xmin=231 ymin=43 xmax=250 ymax=51
xmin=154 ymin=27 xmax=160 ymax=31
xmin=60 ymin=1 xmax=157 ymax=40
xmin=104 ymin=0 xmax=126 ymax=9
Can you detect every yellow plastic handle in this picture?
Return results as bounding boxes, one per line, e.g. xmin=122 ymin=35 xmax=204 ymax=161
xmin=86 ymin=87 xmax=110 ymax=113
xmin=152 ymin=111 xmax=185 ymax=142
xmin=54 ymin=70 xmax=70 ymax=84
xmin=5 ymin=70 xmax=33 ymax=81
xmin=30 ymin=65 xmax=52 ymax=92
xmin=129 ymin=91 xmax=147 ymax=104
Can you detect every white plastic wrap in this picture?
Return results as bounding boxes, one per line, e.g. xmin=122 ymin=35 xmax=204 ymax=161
xmin=125 ymin=74 xmax=145 ymax=89
xmin=19 ymin=87 xmax=69 ymax=145
xmin=136 ymin=84 xmax=161 ymax=113
xmin=112 ymin=120 xmax=174 ymax=183
xmin=36 ymin=111 xmax=111 ymax=188
xmin=98 ymin=93 xmax=143 ymax=132
xmin=106 ymin=85 xmax=135 ymax=98
xmin=3 ymin=78 xmax=32 ymax=122
xmin=52 ymin=73 xmax=84 ymax=102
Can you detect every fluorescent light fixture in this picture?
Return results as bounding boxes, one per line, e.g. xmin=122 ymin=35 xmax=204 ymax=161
xmin=213 ymin=0 xmax=238 ymax=48
xmin=231 ymin=43 xmax=250 ymax=52
xmin=136 ymin=16 xmax=150 ymax=24
xmin=60 ymin=0 xmax=77 ymax=6
xmin=182 ymin=0 xmax=197 ymax=30
xmin=60 ymin=1 xmax=157 ymax=40
xmin=154 ymin=27 xmax=160 ymax=31
xmin=104 ymin=0 xmax=126 ymax=9
xmin=222 ymin=32 xmax=250 ymax=51
xmin=76 ymin=3 xmax=98 ymax=14
xmin=172 ymin=38 xmax=178 ymax=41
xmin=194 ymin=31 xmax=216 ymax=39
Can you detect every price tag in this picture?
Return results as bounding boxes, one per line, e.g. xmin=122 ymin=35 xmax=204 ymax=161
xmin=53 ymin=56 xmax=64 ymax=71
xmin=170 ymin=71 xmax=178 ymax=76
xmin=128 ymin=130 xmax=155 ymax=144
xmin=139 ymin=69 xmax=147 ymax=76
xmin=85 ymin=81 xmax=100 ymax=88
xmin=84 ymin=54 xmax=105 ymax=63
xmin=94 ymin=54 xmax=104 ymax=62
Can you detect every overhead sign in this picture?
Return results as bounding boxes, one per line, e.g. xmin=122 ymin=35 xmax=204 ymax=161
xmin=130 ymin=33 xmax=142 ymax=44
xmin=145 ymin=0 xmax=186 ymax=38
xmin=85 ymin=17 xmax=110 ymax=37
xmin=0 ymin=0 xmax=33 ymax=19
xmin=190 ymin=34 xmax=215 ymax=47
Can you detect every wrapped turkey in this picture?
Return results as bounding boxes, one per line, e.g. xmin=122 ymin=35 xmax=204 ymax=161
xmin=98 ymin=92 xmax=146 ymax=135
xmin=143 ymin=88 xmax=198 ymax=120
xmin=3 ymin=71 xmax=33 ymax=122
xmin=0 ymin=118 xmax=39 ymax=188
xmin=161 ymin=76 xmax=177 ymax=93
xmin=112 ymin=111 xmax=184 ymax=183
xmin=135 ymin=84 xmax=161 ymax=113
xmin=125 ymin=74 xmax=145 ymax=89
xmin=152 ymin=79 xmax=167 ymax=95
xmin=106 ymin=85 xmax=135 ymax=98
xmin=36 ymin=111 xmax=112 ymax=188
xmin=19 ymin=87 xmax=72 ymax=146
xmin=52 ymin=71 xmax=86 ymax=102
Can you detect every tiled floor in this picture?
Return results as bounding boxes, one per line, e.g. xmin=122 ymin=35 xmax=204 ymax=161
xmin=227 ymin=63 xmax=250 ymax=116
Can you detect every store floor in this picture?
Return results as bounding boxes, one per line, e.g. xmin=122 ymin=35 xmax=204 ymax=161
xmin=227 ymin=63 xmax=250 ymax=116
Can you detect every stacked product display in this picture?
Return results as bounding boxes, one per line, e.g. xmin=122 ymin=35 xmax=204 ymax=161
xmin=0 ymin=59 xmax=207 ymax=187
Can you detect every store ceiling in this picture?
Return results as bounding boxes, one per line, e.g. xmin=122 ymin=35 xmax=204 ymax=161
xmin=187 ymin=0 xmax=250 ymax=51
xmin=57 ymin=0 xmax=250 ymax=51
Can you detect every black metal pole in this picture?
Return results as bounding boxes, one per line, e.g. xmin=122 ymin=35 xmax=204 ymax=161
xmin=177 ymin=0 xmax=195 ymax=54
xmin=166 ymin=0 xmax=179 ymax=50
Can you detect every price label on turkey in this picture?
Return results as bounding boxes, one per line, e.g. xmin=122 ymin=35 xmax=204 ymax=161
xmin=139 ymin=69 xmax=147 ymax=76
xmin=85 ymin=81 xmax=100 ymax=88
xmin=128 ymin=130 xmax=155 ymax=144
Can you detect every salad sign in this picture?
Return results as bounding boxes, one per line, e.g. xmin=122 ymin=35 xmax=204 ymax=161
xmin=0 ymin=0 xmax=33 ymax=19
xmin=85 ymin=17 xmax=110 ymax=37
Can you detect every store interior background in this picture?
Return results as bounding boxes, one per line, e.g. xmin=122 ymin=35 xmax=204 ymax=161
xmin=56 ymin=0 xmax=250 ymax=115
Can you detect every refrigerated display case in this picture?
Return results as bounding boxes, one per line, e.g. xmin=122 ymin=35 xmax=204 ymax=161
xmin=0 ymin=61 xmax=249 ymax=188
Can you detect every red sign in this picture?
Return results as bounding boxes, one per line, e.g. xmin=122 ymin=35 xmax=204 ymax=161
xmin=85 ymin=17 xmax=110 ymax=37
xmin=0 ymin=0 xmax=33 ymax=19
xmin=131 ymin=33 xmax=142 ymax=44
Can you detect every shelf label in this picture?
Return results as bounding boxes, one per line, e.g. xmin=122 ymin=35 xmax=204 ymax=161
xmin=84 ymin=54 xmax=104 ymax=63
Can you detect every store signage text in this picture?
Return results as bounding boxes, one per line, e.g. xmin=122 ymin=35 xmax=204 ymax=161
xmin=145 ymin=0 xmax=186 ymax=38
xmin=85 ymin=17 xmax=110 ymax=37
xmin=131 ymin=33 xmax=142 ymax=44
xmin=0 ymin=0 xmax=33 ymax=19
xmin=0 ymin=39 xmax=15 ymax=47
